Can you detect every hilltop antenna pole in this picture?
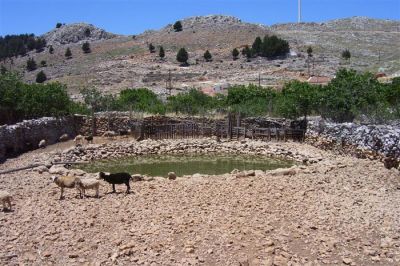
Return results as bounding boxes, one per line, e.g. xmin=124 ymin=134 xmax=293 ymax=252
xmin=298 ymin=0 xmax=302 ymax=23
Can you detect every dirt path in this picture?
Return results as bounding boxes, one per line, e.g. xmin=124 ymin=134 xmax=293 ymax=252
xmin=0 ymin=140 xmax=399 ymax=265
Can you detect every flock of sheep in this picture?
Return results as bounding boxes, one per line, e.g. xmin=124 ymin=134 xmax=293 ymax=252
xmin=0 ymin=132 xmax=134 ymax=212
xmin=1 ymin=171 xmax=139 ymax=211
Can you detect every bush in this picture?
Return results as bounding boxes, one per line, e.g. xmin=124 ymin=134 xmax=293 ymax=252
xmin=232 ymin=48 xmax=239 ymax=60
xmin=148 ymin=43 xmax=155 ymax=53
xmin=40 ymin=60 xmax=47 ymax=67
xmin=176 ymin=48 xmax=189 ymax=65
xmin=36 ymin=70 xmax=47 ymax=83
xmin=82 ymin=42 xmax=91 ymax=53
xmin=56 ymin=23 xmax=62 ymax=28
xmin=167 ymin=88 xmax=217 ymax=115
xmin=203 ymin=50 xmax=212 ymax=62
xmin=117 ymin=88 xmax=165 ymax=114
xmin=159 ymin=46 xmax=165 ymax=59
xmin=307 ymin=46 xmax=313 ymax=57
xmin=173 ymin=21 xmax=183 ymax=32
xmin=49 ymin=45 xmax=54 ymax=54
xmin=65 ymin=47 xmax=72 ymax=58
xmin=84 ymin=28 xmax=91 ymax=37
xmin=26 ymin=57 xmax=37 ymax=71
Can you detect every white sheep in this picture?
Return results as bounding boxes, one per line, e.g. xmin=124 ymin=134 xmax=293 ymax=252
xmin=38 ymin=139 xmax=47 ymax=148
xmin=51 ymin=175 xmax=83 ymax=200
xmin=59 ymin=134 xmax=69 ymax=142
xmin=74 ymin=135 xmax=84 ymax=146
xmin=77 ymin=178 xmax=100 ymax=198
xmin=0 ymin=190 xmax=12 ymax=211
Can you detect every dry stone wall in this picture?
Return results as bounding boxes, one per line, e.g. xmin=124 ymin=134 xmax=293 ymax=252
xmin=0 ymin=117 xmax=79 ymax=162
xmin=306 ymin=118 xmax=400 ymax=159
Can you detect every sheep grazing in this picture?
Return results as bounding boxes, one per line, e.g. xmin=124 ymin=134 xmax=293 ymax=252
xmin=59 ymin=134 xmax=69 ymax=142
xmin=98 ymin=172 xmax=132 ymax=194
xmin=51 ymin=175 xmax=83 ymax=200
xmin=85 ymin=135 xmax=93 ymax=144
xmin=74 ymin=135 xmax=84 ymax=146
xmin=38 ymin=139 xmax=47 ymax=149
xmin=77 ymin=178 xmax=100 ymax=198
xmin=0 ymin=190 xmax=12 ymax=211
xmin=167 ymin=172 xmax=177 ymax=180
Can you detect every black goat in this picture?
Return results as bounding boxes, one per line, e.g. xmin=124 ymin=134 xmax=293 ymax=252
xmin=85 ymin=135 xmax=93 ymax=143
xmin=99 ymin=172 xmax=132 ymax=193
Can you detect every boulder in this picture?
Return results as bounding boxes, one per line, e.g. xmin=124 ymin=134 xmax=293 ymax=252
xmin=59 ymin=134 xmax=69 ymax=142
xmin=167 ymin=172 xmax=177 ymax=180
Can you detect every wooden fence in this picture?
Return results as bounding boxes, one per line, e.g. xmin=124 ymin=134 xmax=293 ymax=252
xmin=132 ymin=121 xmax=305 ymax=142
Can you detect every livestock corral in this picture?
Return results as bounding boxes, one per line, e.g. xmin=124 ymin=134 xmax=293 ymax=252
xmin=0 ymin=115 xmax=399 ymax=265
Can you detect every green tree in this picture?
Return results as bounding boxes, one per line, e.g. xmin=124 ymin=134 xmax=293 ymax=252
xmin=26 ymin=57 xmax=37 ymax=71
xmin=65 ymin=47 xmax=72 ymax=59
xmin=243 ymin=46 xmax=252 ymax=61
xmin=318 ymin=68 xmax=384 ymax=122
xmin=159 ymin=46 xmax=165 ymax=59
xmin=117 ymin=88 xmax=165 ymax=114
xmin=232 ymin=48 xmax=239 ymax=60
xmin=49 ymin=45 xmax=54 ymax=54
xmin=176 ymin=48 xmax=189 ymax=66
xmin=307 ymin=46 xmax=313 ymax=57
xmin=167 ymin=88 xmax=215 ymax=115
xmin=252 ymin=37 xmax=262 ymax=56
xmin=82 ymin=42 xmax=91 ymax=53
xmin=276 ymin=81 xmax=317 ymax=120
xmin=56 ymin=23 xmax=62 ymax=28
xmin=148 ymin=43 xmax=155 ymax=53
xmin=203 ymin=50 xmax=212 ymax=62
xmin=35 ymin=71 xmax=47 ymax=83
xmin=341 ymin=49 xmax=351 ymax=63
xmin=261 ymin=35 xmax=289 ymax=58
xmin=84 ymin=28 xmax=91 ymax=37
xmin=0 ymin=65 xmax=7 ymax=74
xmin=40 ymin=60 xmax=47 ymax=67
xmin=173 ymin=21 xmax=183 ymax=32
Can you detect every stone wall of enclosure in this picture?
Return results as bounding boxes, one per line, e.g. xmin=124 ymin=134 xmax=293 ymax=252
xmin=306 ymin=118 xmax=400 ymax=160
xmin=0 ymin=117 xmax=81 ymax=162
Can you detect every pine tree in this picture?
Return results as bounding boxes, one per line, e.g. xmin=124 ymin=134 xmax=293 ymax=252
xmin=159 ymin=46 xmax=165 ymax=59
xmin=173 ymin=21 xmax=183 ymax=32
xmin=49 ymin=45 xmax=54 ymax=54
xmin=65 ymin=47 xmax=72 ymax=59
xmin=82 ymin=42 xmax=91 ymax=53
xmin=232 ymin=48 xmax=239 ymax=60
xmin=203 ymin=50 xmax=212 ymax=62
xmin=176 ymin=48 xmax=189 ymax=65
xmin=84 ymin=28 xmax=91 ymax=37
xmin=307 ymin=46 xmax=313 ymax=57
xmin=26 ymin=57 xmax=37 ymax=71
xmin=244 ymin=46 xmax=252 ymax=61
xmin=252 ymin=37 xmax=262 ymax=56
xmin=40 ymin=60 xmax=47 ymax=67
xmin=36 ymin=70 xmax=47 ymax=83
xmin=148 ymin=43 xmax=156 ymax=53
xmin=56 ymin=23 xmax=62 ymax=28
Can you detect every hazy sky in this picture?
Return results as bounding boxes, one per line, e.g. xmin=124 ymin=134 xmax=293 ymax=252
xmin=1 ymin=0 xmax=399 ymax=36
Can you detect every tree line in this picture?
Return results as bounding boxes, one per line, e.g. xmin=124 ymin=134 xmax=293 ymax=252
xmin=1 ymin=68 xmax=399 ymax=125
xmin=0 ymin=34 xmax=47 ymax=60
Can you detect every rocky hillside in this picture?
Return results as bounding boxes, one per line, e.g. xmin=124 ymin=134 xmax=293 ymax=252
xmin=5 ymin=15 xmax=400 ymax=96
xmin=43 ymin=23 xmax=117 ymax=45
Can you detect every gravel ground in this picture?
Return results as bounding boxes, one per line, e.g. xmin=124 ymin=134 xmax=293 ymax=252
xmin=0 ymin=139 xmax=399 ymax=265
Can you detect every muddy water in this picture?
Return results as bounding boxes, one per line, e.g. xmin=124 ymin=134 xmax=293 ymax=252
xmin=77 ymin=154 xmax=294 ymax=177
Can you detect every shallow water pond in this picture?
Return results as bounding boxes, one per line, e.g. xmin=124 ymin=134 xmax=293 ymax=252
xmin=77 ymin=154 xmax=294 ymax=177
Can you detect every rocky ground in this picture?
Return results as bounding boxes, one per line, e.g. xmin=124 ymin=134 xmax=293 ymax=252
xmin=0 ymin=138 xmax=399 ymax=265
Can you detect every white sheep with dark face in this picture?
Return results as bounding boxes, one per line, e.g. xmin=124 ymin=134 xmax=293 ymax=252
xmin=74 ymin=135 xmax=84 ymax=146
